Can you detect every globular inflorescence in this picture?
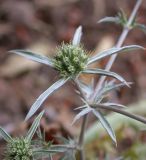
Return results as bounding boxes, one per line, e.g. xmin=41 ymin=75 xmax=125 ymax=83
xmin=53 ymin=43 xmax=88 ymax=78
xmin=6 ymin=138 xmax=33 ymax=160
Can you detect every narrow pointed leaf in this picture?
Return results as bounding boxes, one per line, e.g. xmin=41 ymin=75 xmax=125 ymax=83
xmin=9 ymin=50 xmax=53 ymax=67
xmin=74 ymin=105 xmax=88 ymax=110
xmin=92 ymin=104 xmax=146 ymax=125
xmin=26 ymin=111 xmax=44 ymax=141
xmin=98 ymin=17 xmax=120 ymax=24
xmin=134 ymin=23 xmax=146 ymax=34
xmin=72 ymin=107 xmax=92 ymax=125
xmin=72 ymin=26 xmax=82 ymax=45
xmin=103 ymin=82 xmax=132 ymax=94
xmin=83 ymin=68 xmax=129 ymax=86
xmin=34 ymin=149 xmax=64 ymax=154
xmin=0 ymin=127 xmax=13 ymax=142
xmin=102 ymin=102 xmax=126 ymax=108
xmin=92 ymin=109 xmax=117 ymax=144
xmin=94 ymin=82 xmax=132 ymax=102
xmin=95 ymin=82 xmax=121 ymax=101
xmin=25 ymin=78 xmax=69 ymax=121
xmin=88 ymin=45 xmax=144 ymax=64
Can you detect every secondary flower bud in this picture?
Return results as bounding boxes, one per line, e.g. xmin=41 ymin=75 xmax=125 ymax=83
xmin=6 ymin=138 xmax=33 ymax=160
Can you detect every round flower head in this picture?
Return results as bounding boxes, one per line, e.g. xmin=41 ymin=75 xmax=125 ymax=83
xmin=53 ymin=43 xmax=88 ymax=78
xmin=5 ymin=138 xmax=33 ymax=160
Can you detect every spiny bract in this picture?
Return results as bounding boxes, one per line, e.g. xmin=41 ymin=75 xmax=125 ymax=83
xmin=53 ymin=43 xmax=88 ymax=78
xmin=5 ymin=138 xmax=33 ymax=160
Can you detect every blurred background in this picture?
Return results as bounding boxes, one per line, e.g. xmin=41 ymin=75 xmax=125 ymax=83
xmin=0 ymin=0 xmax=146 ymax=159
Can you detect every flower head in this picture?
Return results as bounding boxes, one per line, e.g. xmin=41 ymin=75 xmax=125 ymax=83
xmin=53 ymin=43 xmax=88 ymax=78
xmin=6 ymin=138 xmax=33 ymax=160
xmin=0 ymin=112 xmax=44 ymax=160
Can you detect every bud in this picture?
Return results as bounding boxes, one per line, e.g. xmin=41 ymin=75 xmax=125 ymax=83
xmin=53 ymin=43 xmax=88 ymax=78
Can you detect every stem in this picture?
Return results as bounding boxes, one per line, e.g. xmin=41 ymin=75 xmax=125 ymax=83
xmin=74 ymin=79 xmax=88 ymax=160
xmin=78 ymin=114 xmax=88 ymax=160
xmin=92 ymin=0 xmax=143 ymax=99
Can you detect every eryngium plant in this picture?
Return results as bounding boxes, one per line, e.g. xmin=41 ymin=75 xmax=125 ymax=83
xmin=0 ymin=111 xmax=44 ymax=160
xmin=10 ymin=26 xmax=143 ymax=121
xmin=8 ymin=0 xmax=146 ymax=159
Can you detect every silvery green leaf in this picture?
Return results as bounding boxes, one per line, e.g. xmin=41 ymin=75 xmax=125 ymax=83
xmin=74 ymin=105 xmax=88 ymax=110
xmin=102 ymin=102 xmax=126 ymax=108
xmin=0 ymin=127 xmax=13 ymax=142
xmin=33 ymin=148 xmax=63 ymax=159
xmin=92 ymin=104 xmax=146 ymax=125
xmin=25 ymin=78 xmax=69 ymax=121
xmin=134 ymin=23 xmax=146 ymax=34
xmin=103 ymin=82 xmax=132 ymax=92
xmin=26 ymin=111 xmax=44 ymax=141
xmin=10 ymin=50 xmax=54 ymax=67
xmin=83 ymin=68 xmax=129 ymax=87
xmin=72 ymin=26 xmax=82 ymax=46
xmin=88 ymin=45 xmax=144 ymax=64
xmin=34 ymin=149 xmax=64 ymax=154
xmin=72 ymin=107 xmax=92 ymax=125
xmin=98 ymin=17 xmax=120 ymax=24
xmin=92 ymin=109 xmax=117 ymax=145
xmin=95 ymin=81 xmax=132 ymax=102
xmin=50 ymin=145 xmax=70 ymax=152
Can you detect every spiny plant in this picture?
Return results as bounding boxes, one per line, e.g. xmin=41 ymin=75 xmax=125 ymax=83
xmin=1 ymin=0 xmax=146 ymax=159
xmin=0 ymin=111 xmax=44 ymax=160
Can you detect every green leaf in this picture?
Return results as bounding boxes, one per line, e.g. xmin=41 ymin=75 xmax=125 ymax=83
xmin=83 ymin=68 xmax=129 ymax=87
xmin=72 ymin=107 xmax=92 ymax=125
xmin=26 ymin=111 xmax=44 ymax=141
xmin=0 ymin=127 xmax=13 ymax=142
xmin=25 ymin=78 xmax=69 ymax=120
xmin=118 ymin=9 xmax=128 ymax=25
xmin=92 ymin=109 xmax=117 ymax=145
xmin=9 ymin=50 xmax=54 ymax=67
xmin=98 ymin=17 xmax=120 ymax=24
xmin=72 ymin=26 xmax=82 ymax=46
xmin=134 ymin=23 xmax=146 ymax=34
xmin=88 ymin=45 xmax=144 ymax=64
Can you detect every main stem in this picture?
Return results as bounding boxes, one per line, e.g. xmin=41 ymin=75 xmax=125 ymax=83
xmin=78 ymin=0 xmax=143 ymax=159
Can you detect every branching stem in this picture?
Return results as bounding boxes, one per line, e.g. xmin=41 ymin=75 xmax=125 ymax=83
xmin=77 ymin=0 xmax=143 ymax=160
